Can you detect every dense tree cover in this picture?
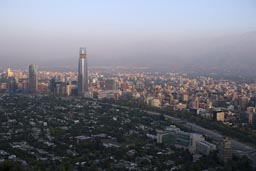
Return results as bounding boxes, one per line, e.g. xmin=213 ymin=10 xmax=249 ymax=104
xmin=1 ymin=152 xmax=252 ymax=171
xmin=224 ymin=155 xmax=252 ymax=171
xmin=0 ymin=161 xmax=26 ymax=171
xmin=0 ymin=95 xmax=254 ymax=171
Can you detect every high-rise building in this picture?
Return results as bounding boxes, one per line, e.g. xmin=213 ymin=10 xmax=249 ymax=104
xmin=105 ymin=79 xmax=117 ymax=90
xmin=248 ymin=112 xmax=256 ymax=125
xmin=78 ymin=47 xmax=88 ymax=96
xmin=7 ymin=77 xmax=17 ymax=94
xmin=7 ymin=68 xmax=13 ymax=77
xmin=213 ymin=110 xmax=225 ymax=122
xmin=218 ymin=137 xmax=232 ymax=162
xmin=253 ymin=93 xmax=256 ymax=107
xmin=28 ymin=64 xmax=38 ymax=93
xmin=191 ymin=96 xmax=200 ymax=109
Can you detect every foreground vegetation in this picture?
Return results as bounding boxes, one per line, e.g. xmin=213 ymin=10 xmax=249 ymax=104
xmin=0 ymin=95 xmax=253 ymax=171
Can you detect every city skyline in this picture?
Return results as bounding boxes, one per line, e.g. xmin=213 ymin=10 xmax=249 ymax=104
xmin=1 ymin=1 xmax=256 ymax=170
xmin=1 ymin=63 xmax=256 ymax=169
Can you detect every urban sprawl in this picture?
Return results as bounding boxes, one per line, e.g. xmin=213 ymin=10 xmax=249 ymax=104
xmin=0 ymin=48 xmax=256 ymax=171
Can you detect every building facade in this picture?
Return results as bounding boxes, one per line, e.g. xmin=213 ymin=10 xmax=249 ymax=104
xmin=218 ymin=137 xmax=232 ymax=162
xmin=213 ymin=110 xmax=225 ymax=122
xmin=28 ymin=64 xmax=38 ymax=93
xmin=78 ymin=47 xmax=88 ymax=96
xmin=157 ymin=125 xmax=205 ymax=153
xmin=196 ymin=140 xmax=216 ymax=156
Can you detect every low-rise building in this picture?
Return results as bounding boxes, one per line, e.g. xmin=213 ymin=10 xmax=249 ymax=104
xmin=157 ymin=125 xmax=206 ymax=153
xmin=196 ymin=140 xmax=216 ymax=155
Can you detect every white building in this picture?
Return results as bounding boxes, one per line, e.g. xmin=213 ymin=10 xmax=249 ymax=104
xmin=196 ymin=140 xmax=217 ymax=155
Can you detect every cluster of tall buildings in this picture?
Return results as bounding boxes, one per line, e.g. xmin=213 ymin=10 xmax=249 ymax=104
xmin=0 ymin=47 xmax=89 ymax=96
xmin=1 ymin=47 xmax=256 ymax=128
xmin=36 ymin=47 xmax=89 ymax=96
xmin=47 ymin=47 xmax=89 ymax=96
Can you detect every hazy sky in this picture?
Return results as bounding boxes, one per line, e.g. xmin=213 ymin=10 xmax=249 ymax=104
xmin=0 ymin=0 xmax=255 ymax=68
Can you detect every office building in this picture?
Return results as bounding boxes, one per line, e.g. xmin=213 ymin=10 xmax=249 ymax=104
xmin=105 ymin=79 xmax=117 ymax=90
xmin=196 ymin=140 xmax=216 ymax=156
xmin=7 ymin=68 xmax=13 ymax=77
xmin=213 ymin=110 xmax=225 ymax=122
xmin=28 ymin=64 xmax=38 ymax=93
xmin=248 ymin=112 xmax=256 ymax=125
xmin=157 ymin=125 xmax=205 ymax=153
xmin=78 ymin=47 xmax=88 ymax=96
xmin=218 ymin=137 xmax=232 ymax=162
xmin=7 ymin=77 xmax=17 ymax=94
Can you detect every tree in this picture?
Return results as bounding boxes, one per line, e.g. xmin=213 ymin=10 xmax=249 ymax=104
xmin=0 ymin=160 xmax=26 ymax=171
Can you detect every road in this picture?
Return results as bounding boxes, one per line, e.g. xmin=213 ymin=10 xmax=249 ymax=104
xmin=146 ymin=110 xmax=256 ymax=168
xmin=104 ymin=103 xmax=256 ymax=168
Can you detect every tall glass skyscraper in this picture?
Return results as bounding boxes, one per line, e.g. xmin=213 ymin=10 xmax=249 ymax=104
xmin=78 ymin=47 xmax=88 ymax=96
xmin=29 ymin=64 xmax=38 ymax=93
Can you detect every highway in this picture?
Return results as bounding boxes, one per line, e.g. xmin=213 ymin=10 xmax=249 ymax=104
xmin=105 ymin=103 xmax=256 ymax=168
xmin=146 ymin=110 xmax=256 ymax=168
